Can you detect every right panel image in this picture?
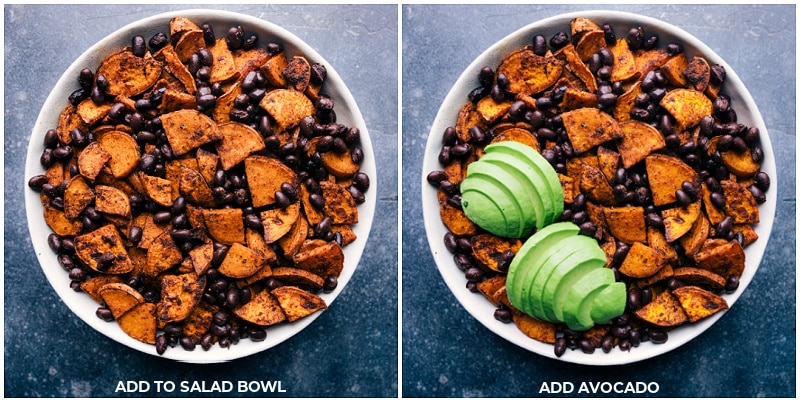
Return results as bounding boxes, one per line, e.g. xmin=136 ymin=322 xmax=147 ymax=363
xmin=402 ymin=4 xmax=795 ymax=398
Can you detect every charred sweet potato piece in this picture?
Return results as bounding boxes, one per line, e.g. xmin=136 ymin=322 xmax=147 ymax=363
xmin=157 ymin=273 xmax=206 ymax=323
xmin=661 ymin=53 xmax=689 ymax=87
xmin=659 ymin=88 xmax=713 ymax=131
xmin=261 ymin=202 xmax=300 ymax=243
xmin=94 ymin=185 xmax=131 ymax=218
xmin=617 ymin=120 xmax=666 ymax=168
xmin=215 ymin=122 xmax=266 ymax=171
xmin=661 ymin=202 xmax=701 ymax=242
xmin=497 ymin=48 xmax=563 ymax=95
xmin=234 ymin=289 xmax=287 ymax=326
xmin=74 ymin=224 xmax=134 ymax=274
xmin=440 ymin=201 xmax=479 ymax=237
xmin=218 ymin=242 xmax=266 ymax=279
xmin=579 ymin=162 xmax=617 ymax=205
xmin=261 ymin=50 xmax=288 ymax=87
xmin=96 ymin=50 xmax=162 ymax=97
xmin=561 ymin=107 xmax=623 ymax=154
xmin=278 ymin=214 xmax=309 ymax=257
xmin=603 ymin=206 xmax=646 ymax=244
xmin=512 ymin=310 xmax=557 ymax=344
xmin=208 ymin=38 xmax=238 ymax=83
xmin=181 ymin=302 xmax=216 ymax=342
xmin=259 ymin=89 xmax=315 ymax=133
xmin=56 ymin=104 xmax=89 ymax=145
xmin=559 ymin=44 xmax=597 ymax=93
xmin=645 ymin=154 xmax=700 ymax=207
xmin=144 ymin=230 xmax=183 ymax=277
xmin=78 ymin=141 xmax=112 ymax=181
xmin=721 ymin=148 xmax=761 ymax=178
xmin=319 ymin=181 xmax=359 ymax=225
xmin=160 ymin=109 xmax=222 ymax=156
xmin=189 ymin=242 xmax=214 ymax=276
xmin=683 ymin=56 xmax=711 ymax=93
xmin=283 ymin=55 xmax=312 ymax=92
xmin=488 ymin=127 xmax=540 ymax=153
xmin=470 ymin=234 xmax=522 ymax=272
xmin=618 ymin=242 xmax=666 ymax=278
xmin=476 ymin=95 xmax=513 ymax=124
xmin=173 ymin=30 xmax=205 ymax=63
xmin=64 ymin=175 xmax=95 ymax=219
xmin=178 ymin=165 xmax=216 ymax=208
xmin=693 ymin=239 xmax=745 ymax=280
xmin=455 ymin=101 xmax=487 ymax=143
xmin=476 ymin=275 xmax=507 ymax=306
xmin=609 ymin=38 xmax=637 ymax=82
xmin=292 ymin=240 xmax=344 ymax=279
xmin=612 ymin=81 xmax=640 ymax=122
xmin=271 ymin=267 xmax=325 ymax=292
xmin=574 ymin=30 xmax=606 ymax=63
xmin=679 ymin=212 xmax=710 ymax=256
xmin=76 ymin=98 xmax=112 ymax=126
xmin=721 ymin=180 xmax=760 ymax=223
xmin=80 ymin=275 xmax=124 ymax=303
xmin=646 ymin=226 xmax=678 ymax=263
xmin=634 ymin=289 xmax=688 ymax=327
xmin=212 ymin=82 xmax=242 ymax=124
xmin=99 ymin=282 xmax=145 ymax=319
xmin=158 ymin=44 xmax=197 ymax=95
xmin=271 ymin=285 xmax=327 ymax=322
xmin=672 ymin=285 xmax=729 ymax=323
xmin=138 ymin=173 xmax=175 ymax=207
xmin=671 ymin=267 xmax=727 ymax=292
xmin=117 ymin=302 xmax=157 ymax=344
xmin=244 ymin=155 xmax=299 ymax=208
xmin=202 ymin=208 xmax=245 ymax=245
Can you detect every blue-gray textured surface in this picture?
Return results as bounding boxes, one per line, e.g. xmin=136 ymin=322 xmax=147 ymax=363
xmin=5 ymin=4 xmax=397 ymax=398
xmin=402 ymin=4 xmax=795 ymax=398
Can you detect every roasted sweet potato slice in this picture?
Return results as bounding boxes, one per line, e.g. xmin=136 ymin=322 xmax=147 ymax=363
xmin=157 ymin=273 xmax=206 ymax=323
xmin=216 ymin=122 xmax=266 ymax=170
xmin=617 ymin=120 xmax=666 ymax=168
xmin=561 ymin=107 xmax=623 ymax=154
xmin=160 ymin=109 xmax=222 ymax=156
xmin=570 ymin=16 xmax=603 ymax=43
xmin=94 ymin=185 xmax=131 ymax=218
xmin=259 ymin=89 xmax=315 ymax=133
xmin=645 ymin=154 xmax=699 ymax=206
xmin=646 ymin=226 xmax=678 ymax=262
xmin=169 ymin=16 xmax=201 ymax=39
xmin=488 ymin=127 xmax=540 ymax=153
xmin=181 ymin=302 xmax=215 ymax=342
xmin=512 ymin=310 xmax=557 ymax=344
xmin=661 ymin=53 xmax=688 ymax=87
xmin=99 ymin=282 xmax=145 ymax=319
xmin=476 ymin=275 xmax=507 ymax=306
xmin=497 ymin=48 xmax=563 ymax=95
xmin=56 ymin=104 xmax=89 ymax=145
xmin=74 ymin=224 xmax=134 ymax=274
xmin=609 ymin=38 xmax=637 ymax=82
xmin=63 ymin=175 xmax=95 ymax=219
xmin=271 ymin=267 xmax=325 ymax=292
xmin=613 ymin=81 xmax=640 ymax=122
xmin=202 ymin=208 xmax=245 ymax=245
xmin=721 ymin=148 xmax=761 ymax=178
xmin=158 ymin=44 xmax=197 ymax=95
xmin=618 ymin=242 xmax=666 ymax=278
xmin=244 ymin=155 xmax=299 ymax=208
xmin=603 ymin=206 xmax=646 ymax=244
xmin=117 ymin=302 xmax=157 ymax=344
xmin=78 ymin=141 xmax=112 ymax=181
xmin=660 ymin=88 xmax=713 ymax=131
xmin=189 ymin=242 xmax=214 ymax=276
xmin=455 ymin=101 xmax=487 ymax=143
xmin=574 ymin=30 xmax=606 ymax=63
xmin=42 ymin=200 xmax=82 ymax=236
xmin=261 ymin=202 xmax=300 ymax=243
xmin=212 ymin=82 xmax=242 ymax=124
xmin=672 ymin=285 xmax=729 ymax=323
xmin=595 ymin=146 xmax=620 ymax=183
xmin=661 ymin=201 xmax=701 ymax=242
xmin=319 ymin=181 xmax=359 ymax=224
xmin=470 ymin=233 xmax=522 ymax=272
xmin=721 ymin=180 xmax=760 ymax=224
xmin=292 ymin=240 xmax=344 ymax=279
xmin=634 ymin=289 xmax=687 ymax=327
xmin=178 ymin=165 xmax=216 ymax=208
xmin=261 ymin=51 xmax=288 ymax=88
xmin=217 ymin=242 xmax=265 ymax=278
xmin=671 ymin=267 xmax=727 ymax=292
xmin=144 ymin=230 xmax=183 ymax=277
xmin=138 ymin=173 xmax=175 ymax=207
xmin=283 ymin=55 xmax=311 ymax=92
xmin=579 ymin=162 xmax=617 ymax=205
xmin=76 ymin=98 xmax=112 ymax=125
xmin=679 ymin=212 xmax=710 ymax=256
xmin=234 ymin=289 xmax=286 ymax=326
xmin=80 ymin=275 xmax=124 ymax=303
xmin=633 ymin=47 xmax=670 ymax=79
xmin=278 ymin=214 xmax=309 ymax=257
xmin=174 ymin=29 xmax=205 ymax=63
xmin=683 ymin=56 xmax=711 ymax=93
xmin=693 ymin=239 xmax=745 ymax=280
xmin=208 ymin=38 xmax=238 ymax=83
xmin=271 ymin=285 xmax=327 ymax=322
xmin=476 ymin=95 xmax=512 ymax=124
xmin=96 ymin=50 xmax=162 ymax=97
xmin=559 ymin=44 xmax=597 ymax=93
xmin=733 ymin=223 xmax=759 ymax=247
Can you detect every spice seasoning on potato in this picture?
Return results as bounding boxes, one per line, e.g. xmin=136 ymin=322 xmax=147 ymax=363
xmin=426 ymin=16 xmax=769 ymax=358
xmin=29 ymin=16 xmax=369 ymax=354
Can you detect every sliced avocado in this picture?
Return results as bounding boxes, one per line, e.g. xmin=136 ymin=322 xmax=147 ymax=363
xmin=478 ymin=152 xmax=547 ymax=230
xmin=460 ymin=173 xmax=521 ymax=238
xmin=505 ymin=222 xmax=580 ymax=313
xmin=484 ymin=141 xmax=564 ymax=225
xmin=466 ymin=160 xmax=537 ymax=236
xmin=520 ymin=239 xmax=582 ymax=319
xmin=590 ymin=282 xmax=627 ymax=324
xmin=562 ymin=268 xmax=617 ymax=331
xmin=460 ymin=188 xmax=507 ymax=237
xmin=529 ymin=234 xmax=606 ymax=322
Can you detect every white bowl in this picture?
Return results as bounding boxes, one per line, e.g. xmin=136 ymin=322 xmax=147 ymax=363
xmin=24 ymin=9 xmax=376 ymax=363
xmin=422 ymin=10 xmax=776 ymax=365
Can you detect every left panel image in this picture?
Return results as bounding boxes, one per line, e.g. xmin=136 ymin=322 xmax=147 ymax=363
xmin=6 ymin=4 xmax=397 ymax=397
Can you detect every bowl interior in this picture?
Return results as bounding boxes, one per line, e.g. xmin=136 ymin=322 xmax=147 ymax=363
xmin=422 ymin=10 xmax=776 ymax=365
xmin=24 ymin=9 xmax=376 ymax=363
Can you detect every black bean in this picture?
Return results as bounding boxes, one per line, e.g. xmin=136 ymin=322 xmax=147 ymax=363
xmin=196 ymin=94 xmax=217 ymax=110
xmin=627 ymin=287 xmax=641 ymax=309
xmin=649 ymin=329 xmax=668 ymax=344
xmin=464 ymin=267 xmax=483 ymax=281
xmin=554 ymin=337 xmax=567 ymax=357
xmin=643 ymin=34 xmax=659 ymax=50
xmin=602 ymin=336 xmax=615 ymax=353
xmin=323 ymin=275 xmax=338 ymax=292
xmin=493 ymin=308 xmax=513 ymax=323
xmin=751 ymin=146 xmax=764 ymax=163
xmin=180 ymin=336 xmax=196 ymax=351
xmin=309 ymin=193 xmax=325 ymax=210
xmin=96 ymin=307 xmax=114 ymax=322
xmin=716 ymin=215 xmax=733 ymax=236
xmin=754 ymin=172 xmax=770 ymax=191
xmin=597 ymin=92 xmax=617 ymax=109
xmin=225 ymin=25 xmax=244 ymax=50
xmin=579 ymin=338 xmax=595 ymax=354
xmin=348 ymin=185 xmax=366 ymax=204
xmin=549 ymin=31 xmax=569 ymax=50
xmin=629 ymin=328 xmax=642 ymax=347
xmin=749 ymin=185 xmax=766 ymax=204
xmin=675 ymin=189 xmax=691 ymax=206
xmin=725 ymin=275 xmax=740 ymax=293
xmin=532 ymin=34 xmax=548 ymax=56
xmin=579 ymin=221 xmax=597 ymax=237
xmin=645 ymin=213 xmax=663 ymax=229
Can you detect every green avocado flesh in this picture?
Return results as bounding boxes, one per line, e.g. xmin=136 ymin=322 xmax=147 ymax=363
xmin=483 ymin=141 xmax=564 ymax=225
xmin=590 ymin=282 xmax=627 ymax=324
xmin=562 ymin=268 xmax=617 ymax=331
xmin=459 ymin=189 xmax=507 ymax=237
xmin=460 ymin=172 xmax=523 ymax=238
xmin=466 ymin=161 xmax=537 ymax=236
xmin=506 ymin=222 xmax=580 ymax=313
xmin=477 ymin=152 xmax=549 ymax=230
